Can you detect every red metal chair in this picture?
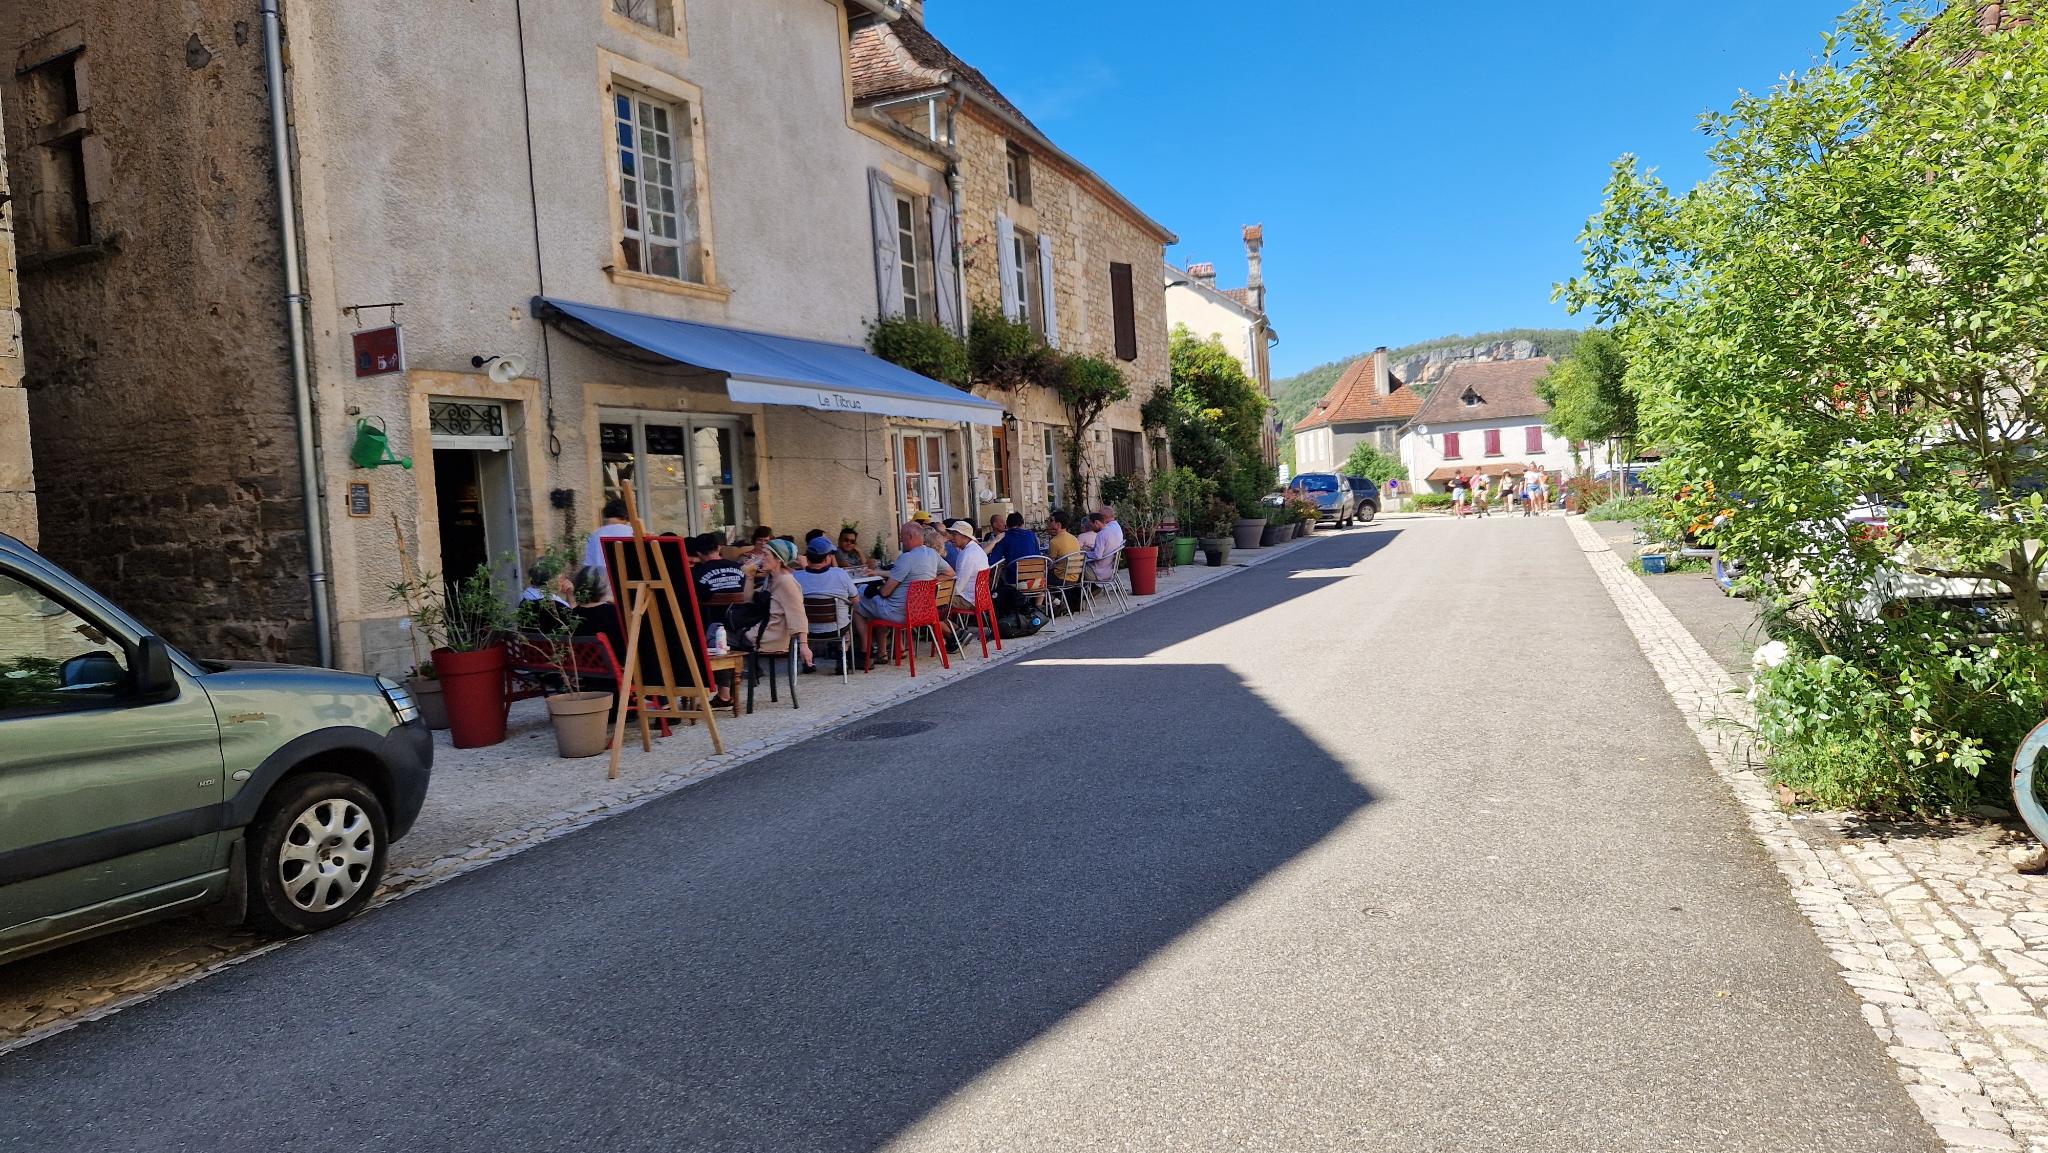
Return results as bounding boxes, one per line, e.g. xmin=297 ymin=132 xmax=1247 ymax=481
xmin=864 ymin=579 xmax=949 ymax=677
xmin=961 ymin=569 xmax=1002 ymax=659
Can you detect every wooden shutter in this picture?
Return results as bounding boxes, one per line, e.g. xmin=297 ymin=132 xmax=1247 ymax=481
xmin=1525 ymin=425 xmax=1545 ymax=453
xmin=996 ymin=214 xmax=1020 ymax=320
xmin=868 ymin=170 xmax=903 ymax=319
xmin=1484 ymin=429 xmax=1502 ymax=457
xmin=1444 ymin=432 xmax=1461 ymax=459
xmin=1110 ymin=262 xmax=1137 ymax=362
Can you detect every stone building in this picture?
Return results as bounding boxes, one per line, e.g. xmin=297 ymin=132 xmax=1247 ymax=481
xmin=1166 ymin=228 xmax=1279 ymax=467
xmin=0 ymin=0 xmax=1006 ymax=673
xmin=0 ymin=87 xmax=29 ymax=546
xmin=851 ymin=6 xmax=1176 ymax=523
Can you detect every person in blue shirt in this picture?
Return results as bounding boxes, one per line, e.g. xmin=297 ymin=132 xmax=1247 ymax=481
xmin=983 ymin=511 xmax=1041 ymax=585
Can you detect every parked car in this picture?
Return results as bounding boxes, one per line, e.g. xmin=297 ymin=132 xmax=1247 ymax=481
xmin=1285 ymin=472 xmax=1360 ymax=526
xmin=1344 ymin=475 xmax=1382 ymax=523
xmin=0 ymin=533 xmax=431 ymax=964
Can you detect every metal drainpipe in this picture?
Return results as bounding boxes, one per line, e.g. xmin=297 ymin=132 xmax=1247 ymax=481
xmin=947 ymin=95 xmax=979 ymax=528
xmin=260 ymin=0 xmax=334 ymax=667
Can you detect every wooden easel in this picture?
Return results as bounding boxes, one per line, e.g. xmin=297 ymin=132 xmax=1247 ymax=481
xmin=607 ymin=482 xmax=724 ymax=779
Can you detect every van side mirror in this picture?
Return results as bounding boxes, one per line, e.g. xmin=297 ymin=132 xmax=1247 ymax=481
xmin=134 ymin=636 xmax=176 ymax=699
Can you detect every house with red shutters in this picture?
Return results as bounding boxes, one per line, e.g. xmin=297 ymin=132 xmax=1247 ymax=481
xmin=1398 ymin=358 xmax=1587 ymax=494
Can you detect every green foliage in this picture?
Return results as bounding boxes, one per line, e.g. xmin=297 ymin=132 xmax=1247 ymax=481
xmin=968 ymin=305 xmax=1051 ymax=391
xmin=1271 ymin=327 xmax=1585 ymax=430
xmin=1168 ymin=326 xmax=1273 ymax=517
xmin=1534 ymin=329 xmax=1633 ymax=451
xmin=443 ymin=564 xmax=513 ymax=653
xmin=1339 ymin=442 xmax=1407 ymax=485
xmin=1058 ymin=354 xmax=1132 ymax=503
xmin=1585 ymin=495 xmax=1662 ymax=523
xmin=1159 ymin=467 xmax=1216 ymax=528
xmin=1411 ymin=492 xmax=1454 ymax=511
xmin=1562 ymin=3 xmax=2048 ymax=642
xmin=1754 ymin=616 xmax=2048 ymax=814
xmin=869 ymin=316 xmax=969 ymax=388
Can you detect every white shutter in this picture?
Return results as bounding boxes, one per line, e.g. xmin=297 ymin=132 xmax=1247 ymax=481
xmin=997 ymin=213 xmax=1020 ymax=321
xmin=1038 ymin=232 xmax=1060 ymax=349
xmin=930 ymin=195 xmax=960 ymax=333
xmin=869 ymin=169 xmax=903 ymax=319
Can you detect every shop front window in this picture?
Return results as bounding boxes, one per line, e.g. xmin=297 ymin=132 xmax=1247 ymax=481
xmin=599 ymin=414 xmax=746 ymax=540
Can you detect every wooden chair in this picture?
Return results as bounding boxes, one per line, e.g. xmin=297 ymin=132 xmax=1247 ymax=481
xmin=701 ymin=652 xmax=744 ymax=719
xmin=864 ymin=579 xmax=948 ymax=677
xmin=1012 ymin=555 xmax=1053 ymax=621
xmin=959 ymin=568 xmax=1002 ymax=659
xmin=934 ymin=575 xmax=961 ymax=656
xmin=1048 ymin=552 xmax=1086 ymax=623
xmin=803 ymin=595 xmax=854 ymax=682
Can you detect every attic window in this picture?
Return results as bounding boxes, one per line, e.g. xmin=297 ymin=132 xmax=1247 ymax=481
xmin=1461 ymin=389 xmax=1481 ymax=408
xmin=612 ymin=0 xmax=676 ymax=34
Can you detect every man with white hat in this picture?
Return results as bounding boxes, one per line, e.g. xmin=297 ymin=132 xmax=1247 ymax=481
xmin=945 ymin=520 xmax=989 ymax=612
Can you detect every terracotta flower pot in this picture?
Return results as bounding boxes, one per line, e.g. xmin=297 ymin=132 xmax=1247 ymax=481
xmin=1232 ymin=518 xmax=1267 ymax=550
xmin=432 ymin=645 xmax=507 ymax=749
xmin=547 ymin=691 xmax=614 ymax=759
xmin=408 ymin=675 xmax=450 ymax=731
xmin=1126 ymin=545 xmax=1160 ymax=596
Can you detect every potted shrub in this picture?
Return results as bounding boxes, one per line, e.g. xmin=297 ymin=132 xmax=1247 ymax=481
xmin=1232 ymin=503 xmax=1268 ymax=551
xmin=1260 ymin=500 xmax=1293 ymax=547
xmin=1109 ymin=474 xmax=1165 ymax=596
xmin=1198 ymin=499 xmax=1236 ymax=566
xmin=432 ymin=563 xmax=514 ymax=749
xmin=409 ymin=660 xmax=450 ymax=730
xmin=519 ymin=597 xmax=613 ymax=759
xmin=387 ymin=573 xmax=453 ymax=731
xmin=1164 ymin=468 xmax=1211 ymax=568
xmin=1287 ymin=494 xmax=1319 ymax=538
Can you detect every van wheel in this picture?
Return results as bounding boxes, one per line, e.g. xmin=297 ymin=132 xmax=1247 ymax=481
xmin=245 ymin=772 xmax=388 ymax=936
xmin=1358 ymin=503 xmax=1377 ymax=524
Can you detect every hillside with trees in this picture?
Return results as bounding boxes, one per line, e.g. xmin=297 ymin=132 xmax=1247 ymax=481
xmin=1272 ymin=327 xmax=1584 ymax=432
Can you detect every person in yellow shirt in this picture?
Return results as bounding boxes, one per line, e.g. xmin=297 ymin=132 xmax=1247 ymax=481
xmin=1046 ymin=509 xmax=1082 ymax=562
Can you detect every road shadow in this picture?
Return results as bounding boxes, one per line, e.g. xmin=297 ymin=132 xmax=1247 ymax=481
xmin=0 ymin=535 xmax=1387 ymax=1152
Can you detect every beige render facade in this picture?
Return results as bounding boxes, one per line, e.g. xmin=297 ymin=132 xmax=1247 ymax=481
xmin=1 ymin=0 xmax=999 ymax=674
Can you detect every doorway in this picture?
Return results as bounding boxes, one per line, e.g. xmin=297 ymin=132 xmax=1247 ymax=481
xmin=894 ymin=430 xmax=951 ymax=524
xmin=433 ymin=449 xmax=520 ymax=596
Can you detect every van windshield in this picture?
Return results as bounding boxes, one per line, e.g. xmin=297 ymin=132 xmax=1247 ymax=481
xmin=1296 ymin=475 xmax=1338 ymax=492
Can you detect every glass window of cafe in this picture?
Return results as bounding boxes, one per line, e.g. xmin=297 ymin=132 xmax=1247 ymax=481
xmin=600 ymin=413 xmax=747 ymax=540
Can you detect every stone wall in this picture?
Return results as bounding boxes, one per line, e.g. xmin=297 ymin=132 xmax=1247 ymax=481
xmin=0 ymin=87 xmax=30 ymax=545
xmin=0 ymin=3 xmax=311 ymax=658
xmin=953 ymin=110 xmax=1170 ymax=521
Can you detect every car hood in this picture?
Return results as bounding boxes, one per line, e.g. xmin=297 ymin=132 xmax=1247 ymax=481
xmin=199 ymin=660 xmax=383 ymax=695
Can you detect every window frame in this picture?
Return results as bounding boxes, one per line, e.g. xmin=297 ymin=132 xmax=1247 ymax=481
xmin=1109 ymin=261 xmax=1137 ymax=362
xmin=601 ymin=57 xmax=721 ymax=299
xmin=1013 ymin=227 xmax=1039 ymax=336
xmin=605 ymin=0 xmax=687 ymax=50
xmin=895 ymin=192 xmax=923 ymax=321
xmin=1043 ymin=426 xmax=1061 ymax=510
xmin=990 ymin=423 xmax=1012 ymax=501
xmin=1112 ymin=429 xmax=1141 ymax=478
xmin=1006 ymin=145 xmax=1032 ymax=206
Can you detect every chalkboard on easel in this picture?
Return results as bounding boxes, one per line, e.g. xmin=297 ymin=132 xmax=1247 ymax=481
xmin=603 ymin=534 xmax=710 ymax=691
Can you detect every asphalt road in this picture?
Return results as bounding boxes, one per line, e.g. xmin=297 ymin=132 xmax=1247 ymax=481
xmin=0 ymin=518 xmax=1938 ymax=1152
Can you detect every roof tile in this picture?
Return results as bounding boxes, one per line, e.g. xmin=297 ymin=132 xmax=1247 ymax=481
xmin=1407 ymin=358 xmax=1557 ymax=427
xmin=1293 ymin=357 xmax=1422 ymax=433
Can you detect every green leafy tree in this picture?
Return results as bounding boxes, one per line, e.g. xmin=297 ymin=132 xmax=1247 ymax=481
xmin=1562 ymin=2 xmax=2048 ymax=643
xmin=1168 ymin=326 xmax=1273 ymax=514
xmin=1057 ymin=355 xmax=1131 ymax=506
xmin=1534 ymin=329 xmax=1633 ymax=463
xmin=1339 ymin=442 xmax=1407 ymax=485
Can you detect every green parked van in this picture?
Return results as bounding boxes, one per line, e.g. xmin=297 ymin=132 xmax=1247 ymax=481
xmin=0 ymin=533 xmax=431 ymax=964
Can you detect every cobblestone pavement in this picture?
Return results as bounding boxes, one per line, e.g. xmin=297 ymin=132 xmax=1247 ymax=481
xmin=1571 ymin=514 xmax=2048 ymax=1153
xmin=0 ymin=527 xmax=1350 ymax=1056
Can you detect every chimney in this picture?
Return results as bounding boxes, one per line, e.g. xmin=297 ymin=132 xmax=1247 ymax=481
xmin=1373 ymin=346 xmax=1391 ymax=397
xmin=1242 ymin=224 xmax=1264 ymax=313
xmin=1188 ymin=261 xmax=1216 ymax=288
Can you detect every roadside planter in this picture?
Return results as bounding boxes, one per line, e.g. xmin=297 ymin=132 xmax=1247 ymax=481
xmin=1639 ymin=551 xmax=1670 ymax=574
xmin=546 ymin=691 xmax=613 ymax=758
xmin=1233 ymin=518 xmax=1267 ymax=550
xmin=1199 ymin=537 xmax=1232 ymax=566
xmin=434 ymin=644 xmax=508 ymax=748
xmin=1173 ymin=536 xmax=1199 ymax=567
xmin=408 ymin=667 xmax=450 ymax=731
xmin=1260 ymin=521 xmax=1289 ymax=547
xmin=1126 ymin=544 xmax=1160 ymax=596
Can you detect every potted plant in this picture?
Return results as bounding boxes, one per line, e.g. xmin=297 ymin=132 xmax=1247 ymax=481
xmin=432 ymin=563 xmax=515 ymax=749
xmin=1232 ymin=490 xmax=1269 ymax=549
xmin=1165 ymin=468 xmax=1211 ymax=568
xmin=1260 ymin=500 xmax=1293 ymax=547
xmin=1638 ymin=545 xmax=1671 ymax=575
xmin=387 ymin=572 xmax=453 ymax=732
xmin=1198 ymin=499 xmax=1236 ymax=566
xmin=1106 ymin=475 xmax=1163 ymax=596
xmin=518 ymin=596 xmax=613 ymax=760
xmin=1287 ymin=494 xmax=1320 ymax=538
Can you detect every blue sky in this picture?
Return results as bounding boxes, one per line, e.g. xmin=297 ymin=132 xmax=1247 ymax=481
xmin=925 ymin=1 xmax=1855 ymax=377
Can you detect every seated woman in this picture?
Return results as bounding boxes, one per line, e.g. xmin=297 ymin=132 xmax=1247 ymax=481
xmin=729 ymin=539 xmax=811 ymax=702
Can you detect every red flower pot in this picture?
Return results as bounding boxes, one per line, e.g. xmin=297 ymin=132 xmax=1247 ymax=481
xmin=432 ymin=645 xmax=508 ymax=749
xmin=1126 ymin=545 xmax=1160 ymax=596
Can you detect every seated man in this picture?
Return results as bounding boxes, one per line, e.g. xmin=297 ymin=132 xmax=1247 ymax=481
xmin=793 ymin=536 xmax=860 ymax=669
xmin=688 ymin=532 xmax=746 ymax=632
xmin=835 ymin=525 xmax=868 ymax=573
xmin=856 ymin=522 xmax=941 ymax=627
xmin=1084 ymin=505 xmax=1125 ymax=582
xmin=983 ymin=512 xmax=1041 ymax=585
xmin=1046 ymin=510 xmax=1081 ymax=563
xmin=945 ymin=520 xmax=989 ymax=609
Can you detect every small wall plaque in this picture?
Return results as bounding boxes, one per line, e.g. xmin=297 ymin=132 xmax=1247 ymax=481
xmin=352 ymin=325 xmax=405 ymax=377
xmin=346 ymin=482 xmax=373 ymax=518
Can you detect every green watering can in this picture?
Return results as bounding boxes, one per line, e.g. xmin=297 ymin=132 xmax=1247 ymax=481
xmin=350 ymin=416 xmax=413 ymax=470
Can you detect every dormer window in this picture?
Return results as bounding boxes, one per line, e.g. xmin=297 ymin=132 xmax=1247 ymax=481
xmin=1461 ymin=388 xmax=1481 ymax=408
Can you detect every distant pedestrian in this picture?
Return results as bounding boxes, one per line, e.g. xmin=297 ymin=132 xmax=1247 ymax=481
xmin=1472 ymin=472 xmax=1492 ymax=518
xmin=1452 ymin=473 xmax=1470 ymax=518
